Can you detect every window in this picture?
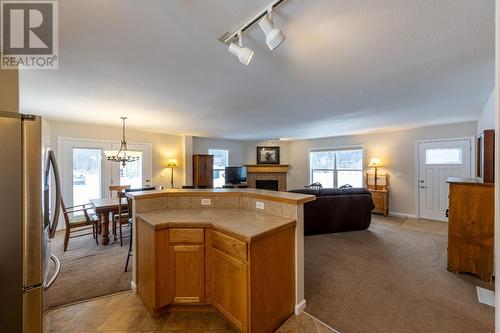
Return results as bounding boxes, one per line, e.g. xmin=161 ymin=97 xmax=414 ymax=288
xmin=425 ymin=148 xmax=462 ymax=165
xmin=209 ymin=149 xmax=228 ymax=188
xmin=72 ymin=148 xmax=102 ymax=211
xmin=120 ymin=152 xmax=143 ymax=188
xmin=310 ymin=149 xmax=363 ymax=188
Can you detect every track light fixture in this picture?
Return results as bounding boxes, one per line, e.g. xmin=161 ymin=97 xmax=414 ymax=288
xmin=218 ymin=0 xmax=288 ymax=65
xmin=228 ymin=33 xmax=254 ymax=65
xmin=259 ymin=11 xmax=285 ymax=50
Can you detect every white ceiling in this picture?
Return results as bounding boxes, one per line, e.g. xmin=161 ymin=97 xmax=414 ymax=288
xmin=19 ymin=0 xmax=494 ymax=140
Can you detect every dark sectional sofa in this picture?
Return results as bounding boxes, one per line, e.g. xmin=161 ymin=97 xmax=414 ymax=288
xmin=289 ymin=188 xmax=375 ymax=235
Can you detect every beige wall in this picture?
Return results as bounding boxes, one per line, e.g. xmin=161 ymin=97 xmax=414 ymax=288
xmin=243 ymin=140 xmax=291 ymax=165
xmin=0 ymin=69 xmax=19 ymax=113
xmin=286 ymin=121 xmax=477 ymax=217
xmin=47 ymin=120 xmax=185 ymax=189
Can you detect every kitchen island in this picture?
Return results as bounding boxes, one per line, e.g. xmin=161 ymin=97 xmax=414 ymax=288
xmin=126 ymin=189 xmax=315 ymax=333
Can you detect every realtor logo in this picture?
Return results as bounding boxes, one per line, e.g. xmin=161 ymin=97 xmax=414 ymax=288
xmin=1 ymin=0 xmax=58 ymax=69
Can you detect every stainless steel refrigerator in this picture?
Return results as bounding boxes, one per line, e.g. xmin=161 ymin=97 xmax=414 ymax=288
xmin=0 ymin=111 xmax=61 ymax=333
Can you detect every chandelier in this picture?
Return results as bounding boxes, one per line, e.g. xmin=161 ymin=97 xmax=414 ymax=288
xmin=104 ymin=117 xmax=141 ymax=166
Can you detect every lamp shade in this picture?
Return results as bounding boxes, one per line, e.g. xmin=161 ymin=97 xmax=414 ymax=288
xmin=368 ymin=158 xmax=383 ymax=167
xmin=167 ymin=159 xmax=178 ymax=167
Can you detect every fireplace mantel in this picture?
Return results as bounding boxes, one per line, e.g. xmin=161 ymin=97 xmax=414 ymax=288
xmin=245 ymin=164 xmax=290 ymax=173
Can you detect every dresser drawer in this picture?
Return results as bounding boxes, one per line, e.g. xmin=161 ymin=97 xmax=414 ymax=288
xmin=212 ymin=230 xmax=247 ymax=261
xmin=169 ymin=228 xmax=204 ymax=244
xmin=372 ymin=195 xmax=384 ymax=209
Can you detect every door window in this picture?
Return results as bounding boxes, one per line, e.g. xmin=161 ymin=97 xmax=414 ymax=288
xmin=120 ymin=152 xmax=143 ymax=188
xmin=425 ymin=148 xmax=462 ymax=165
xmin=72 ymin=148 xmax=102 ymax=209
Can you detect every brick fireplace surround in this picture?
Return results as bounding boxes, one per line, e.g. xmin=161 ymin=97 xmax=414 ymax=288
xmin=246 ymin=165 xmax=289 ymax=192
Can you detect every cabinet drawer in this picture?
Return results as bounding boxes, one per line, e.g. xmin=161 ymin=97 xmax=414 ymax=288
xmin=212 ymin=230 xmax=247 ymax=261
xmin=169 ymin=228 xmax=204 ymax=244
xmin=372 ymin=196 xmax=384 ymax=208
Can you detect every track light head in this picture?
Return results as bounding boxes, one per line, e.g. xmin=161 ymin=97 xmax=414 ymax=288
xmin=258 ymin=14 xmax=285 ymax=50
xmin=228 ymin=37 xmax=254 ymax=65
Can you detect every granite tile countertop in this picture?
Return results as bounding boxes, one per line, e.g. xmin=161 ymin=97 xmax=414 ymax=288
xmin=136 ymin=208 xmax=296 ymax=242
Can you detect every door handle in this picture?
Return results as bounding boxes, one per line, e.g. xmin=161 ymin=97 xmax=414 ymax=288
xmin=44 ymin=150 xmax=61 ymax=239
xmin=420 ymin=185 xmax=427 ymax=189
xmin=44 ymin=254 xmax=61 ymax=290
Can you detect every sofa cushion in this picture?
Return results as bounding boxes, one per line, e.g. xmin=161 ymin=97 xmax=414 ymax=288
xmin=339 ymin=188 xmax=371 ymax=195
xmin=289 ymin=188 xmax=321 ymax=196
xmin=319 ymin=188 xmax=343 ymax=196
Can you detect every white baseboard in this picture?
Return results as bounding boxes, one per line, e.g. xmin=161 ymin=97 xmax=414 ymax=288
xmin=389 ymin=212 xmax=417 ymax=219
xmin=130 ymin=281 xmax=137 ymax=293
xmin=295 ymin=299 xmax=307 ymax=315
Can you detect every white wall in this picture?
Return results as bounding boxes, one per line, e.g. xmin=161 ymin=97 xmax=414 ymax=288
xmin=286 ymin=122 xmax=477 ymax=217
xmin=193 ymin=137 xmax=246 ymax=166
xmin=478 ymin=89 xmax=496 ymax=135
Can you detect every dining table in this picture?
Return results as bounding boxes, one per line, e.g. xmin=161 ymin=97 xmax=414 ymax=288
xmin=90 ymin=197 xmax=127 ymax=245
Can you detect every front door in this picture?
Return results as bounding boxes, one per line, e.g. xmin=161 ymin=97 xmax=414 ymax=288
xmin=418 ymin=139 xmax=472 ymax=221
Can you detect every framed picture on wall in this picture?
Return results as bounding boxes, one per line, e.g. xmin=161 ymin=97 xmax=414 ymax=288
xmin=257 ymin=146 xmax=280 ymax=164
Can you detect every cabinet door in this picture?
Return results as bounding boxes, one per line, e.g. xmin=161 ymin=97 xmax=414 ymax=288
xmin=170 ymin=245 xmax=205 ymax=304
xmin=211 ymin=248 xmax=248 ymax=332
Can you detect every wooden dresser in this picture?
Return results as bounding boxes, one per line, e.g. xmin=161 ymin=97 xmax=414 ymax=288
xmin=447 ymin=177 xmax=494 ymax=282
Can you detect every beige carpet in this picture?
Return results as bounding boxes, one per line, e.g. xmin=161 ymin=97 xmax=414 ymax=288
xmin=304 ymin=216 xmax=494 ymax=333
xmin=46 ymin=227 xmax=132 ymax=308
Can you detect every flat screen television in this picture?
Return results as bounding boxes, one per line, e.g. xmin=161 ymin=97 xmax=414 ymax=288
xmin=225 ymin=166 xmax=247 ymax=184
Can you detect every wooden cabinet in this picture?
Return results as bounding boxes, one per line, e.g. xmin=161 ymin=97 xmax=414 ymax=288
xmin=447 ymin=179 xmax=494 ymax=282
xmin=368 ymin=189 xmax=389 ymax=216
xmin=170 ymin=245 xmax=205 ymax=304
xmin=477 ymin=129 xmax=495 ymax=183
xmin=193 ymin=154 xmax=214 ymax=188
xmin=211 ymin=248 xmax=248 ymax=332
xmin=136 ymin=220 xmax=295 ymax=332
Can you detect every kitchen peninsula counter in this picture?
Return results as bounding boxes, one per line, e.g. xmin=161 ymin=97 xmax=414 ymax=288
xmin=127 ymin=188 xmax=315 ymax=333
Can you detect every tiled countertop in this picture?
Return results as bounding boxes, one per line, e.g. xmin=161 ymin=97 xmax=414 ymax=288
xmin=136 ymin=208 xmax=296 ymax=242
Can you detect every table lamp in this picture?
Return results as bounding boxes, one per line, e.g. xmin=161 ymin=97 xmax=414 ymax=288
xmin=167 ymin=159 xmax=178 ymax=188
xmin=368 ymin=158 xmax=383 ymax=190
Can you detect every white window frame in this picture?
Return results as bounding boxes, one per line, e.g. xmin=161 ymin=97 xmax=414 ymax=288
xmin=309 ymin=146 xmax=364 ymax=188
xmin=208 ymin=148 xmax=229 ymax=187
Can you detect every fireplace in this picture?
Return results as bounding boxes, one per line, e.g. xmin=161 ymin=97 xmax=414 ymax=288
xmin=255 ymin=180 xmax=279 ymax=191
xmin=246 ymin=164 xmax=289 ymax=192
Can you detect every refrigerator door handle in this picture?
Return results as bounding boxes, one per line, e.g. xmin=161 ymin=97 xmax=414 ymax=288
xmin=43 ymin=254 xmax=60 ymax=290
xmin=45 ymin=150 xmax=61 ymax=239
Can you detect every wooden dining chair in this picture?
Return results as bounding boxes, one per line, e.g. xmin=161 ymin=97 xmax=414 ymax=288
xmin=113 ymin=191 xmax=130 ymax=246
xmin=61 ymin=198 xmax=100 ymax=251
xmin=123 ymin=186 xmax=156 ymax=271
xmin=109 ymin=185 xmax=131 ymax=198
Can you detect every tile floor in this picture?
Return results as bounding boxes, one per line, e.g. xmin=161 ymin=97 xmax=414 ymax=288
xmin=43 ymin=291 xmax=336 ymax=332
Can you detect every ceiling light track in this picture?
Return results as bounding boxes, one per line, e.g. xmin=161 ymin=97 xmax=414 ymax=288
xmin=218 ymin=0 xmax=287 ymax=45
xmin=219 ymin=0 xmax=287 ymax=65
